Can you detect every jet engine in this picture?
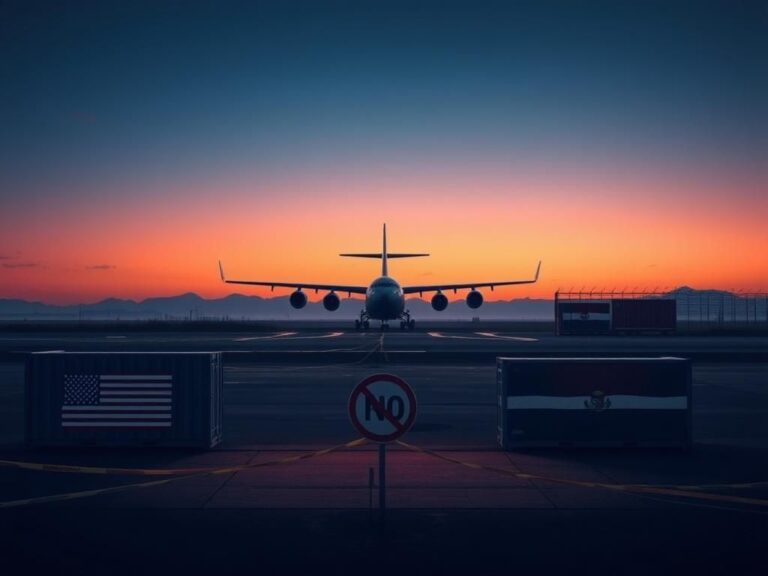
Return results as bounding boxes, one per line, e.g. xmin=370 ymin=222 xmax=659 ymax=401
xmin=289 ymin=290 xmax=307 ymax=309
xmin=323 ymin=292 xmax=340 ymax=311
xmin=466 ymin=290 xmax=483 ymax=309
xmin=431 ymin=292 xmax=448 ymax=311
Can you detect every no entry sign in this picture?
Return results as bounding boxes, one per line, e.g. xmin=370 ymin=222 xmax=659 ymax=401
xmin=349 ymin=373 xmax=417 ymax=442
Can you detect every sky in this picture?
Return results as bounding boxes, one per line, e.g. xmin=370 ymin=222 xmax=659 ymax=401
xmin=1 ymin=0 xmax=767 ymax=304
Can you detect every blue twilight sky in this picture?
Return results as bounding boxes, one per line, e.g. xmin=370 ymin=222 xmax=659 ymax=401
xmin=1 ymin=0 xmax=766 ymax=203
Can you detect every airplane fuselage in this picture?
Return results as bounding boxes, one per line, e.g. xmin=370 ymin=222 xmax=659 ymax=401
xmin=365 ymin=276 xmax=405 ymax=320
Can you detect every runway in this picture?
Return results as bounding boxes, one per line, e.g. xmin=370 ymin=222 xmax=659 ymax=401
xmin=2 ymin=326 xmax=767 ymax=362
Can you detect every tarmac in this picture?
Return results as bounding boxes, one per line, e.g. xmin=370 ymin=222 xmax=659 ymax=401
xmin=1 ymin=325 xmax=767 ymax=361
xmin=0 ymin=325 xmax=766 ymax=574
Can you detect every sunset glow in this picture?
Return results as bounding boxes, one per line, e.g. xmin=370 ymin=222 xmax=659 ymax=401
xmin=2 ymin=163 xmax=765 ymax=304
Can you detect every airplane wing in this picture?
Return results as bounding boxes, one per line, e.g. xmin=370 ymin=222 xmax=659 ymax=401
xmin=218 ymin=261 xmax=368 ymax=295
xmin=402 ymin=261 xmax=541 ymax=295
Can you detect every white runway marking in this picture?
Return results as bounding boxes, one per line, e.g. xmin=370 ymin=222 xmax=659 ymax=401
xmin=427 ymin=331 xmax=538 ymax=342
xmin=474 ymin=332 xmax=539 ymax=342
xmin=232 ymin=331 xmax=344 ymax=342
xmin=427 ymin=332 xmax=496 ymax=340
xmin=280 ymin=331 xmax=345 ymax=340
xmin=232 ymin=332 xmax=297 ymax=342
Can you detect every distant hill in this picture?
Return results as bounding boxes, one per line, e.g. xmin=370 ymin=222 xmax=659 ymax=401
xmin=0 ymin=292 xmax=554 ymax=321
xmin=0 ymin=287 xmax=746 ymax=321
xmin=665 ymin=286 xmax=736 ymax=299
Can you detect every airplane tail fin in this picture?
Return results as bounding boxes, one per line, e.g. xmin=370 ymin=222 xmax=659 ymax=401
xmin=383 ymin=222 xmax=387 ymax=276
xmin=339 ymin=224 xmax=428 ymax=276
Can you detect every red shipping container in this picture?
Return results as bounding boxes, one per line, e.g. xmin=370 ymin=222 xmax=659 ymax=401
xmin=611 ymin=299 xmax=676 ymax=333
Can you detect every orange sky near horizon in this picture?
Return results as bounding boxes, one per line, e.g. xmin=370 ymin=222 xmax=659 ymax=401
xmin=2 ymin=165 xmax=767 ymax=305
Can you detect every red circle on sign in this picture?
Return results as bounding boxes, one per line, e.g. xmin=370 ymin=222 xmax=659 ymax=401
xmin=348 ymin=373 xmax=417 ymax=443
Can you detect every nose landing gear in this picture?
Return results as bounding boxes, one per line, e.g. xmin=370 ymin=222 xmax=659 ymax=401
xmin=355 ymin=311 xmax=370 ymax=330
xmin=356 ymin=311 xmax=414 ymax=331
xmin=399 ymin=311 xmax=415 ymax=331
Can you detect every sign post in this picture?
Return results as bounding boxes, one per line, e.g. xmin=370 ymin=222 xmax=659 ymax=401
xmin=349 ymin=373 xmax=417 ymax=521
xmin=379 ymin=443 xmax=386 ymax=516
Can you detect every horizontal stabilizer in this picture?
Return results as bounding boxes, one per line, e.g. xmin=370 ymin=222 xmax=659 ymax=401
xmin=339 ymin=253 xmax=429 ymax=258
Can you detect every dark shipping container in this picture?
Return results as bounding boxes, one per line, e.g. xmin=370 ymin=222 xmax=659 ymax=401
xmin=497 ymin=357 xmax=691 ymax=448
xmin=556 ymin=301 xmax=611 ymax=335
xmin=26 ymin=352 xmax=223 ymax=448
xmin=556 ymin=299 xmax=677 ymax=335
xmin=611 ymin=299 xmax=676 ymax=333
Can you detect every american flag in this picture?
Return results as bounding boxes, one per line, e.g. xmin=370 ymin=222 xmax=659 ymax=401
xmin=62 ymin=374 xmax=173 ymax=428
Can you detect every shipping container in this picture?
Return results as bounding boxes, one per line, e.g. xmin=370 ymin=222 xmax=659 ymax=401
xmin=26 ymin=352 xmax=223 ymax=448
xmin=556 ymin=301 xmax=611 ymax=335
xmin=611 ymin=299 xmax=676 ymax=334
xmin=555 ymin=298 xmax=677 ymax=335
xmin=497 ymin=357 xmax=691 ymax=448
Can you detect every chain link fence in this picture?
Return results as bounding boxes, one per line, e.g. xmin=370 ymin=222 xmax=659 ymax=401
xmin=555 ymin=290 xmax=768 ymax=332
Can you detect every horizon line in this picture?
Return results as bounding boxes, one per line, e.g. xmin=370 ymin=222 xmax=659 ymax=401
xmin=2 ymin=285 xmax=766 ymax=308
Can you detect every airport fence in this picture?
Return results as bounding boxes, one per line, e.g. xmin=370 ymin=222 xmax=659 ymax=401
xmin=555 ymin=290 xmax=768 ymax=332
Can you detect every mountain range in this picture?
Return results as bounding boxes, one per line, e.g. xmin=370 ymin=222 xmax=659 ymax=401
xmin=0 ymin=286 xmax=742 ymax=321
xmin=0 ymin=292 xmax=553 ymax=320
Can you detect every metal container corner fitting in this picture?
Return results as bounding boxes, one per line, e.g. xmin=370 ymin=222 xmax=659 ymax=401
xmin=26 ymin=352 xmax=223 ymax=448
xmin=497 ymin=357 xmax=691 ymax=448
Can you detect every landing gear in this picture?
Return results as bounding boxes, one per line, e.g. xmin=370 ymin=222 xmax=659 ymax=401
xmin=380 ymin=322 xmax=389 ymax=331
xmin=356 ymin=310 xmax=370 ymax=330
xmin=400 ymin=311 xmax=415 ymax=331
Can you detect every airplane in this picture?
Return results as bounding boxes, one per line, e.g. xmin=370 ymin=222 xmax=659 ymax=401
xmin=218 ymin=224 xmax=541 ymax=330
